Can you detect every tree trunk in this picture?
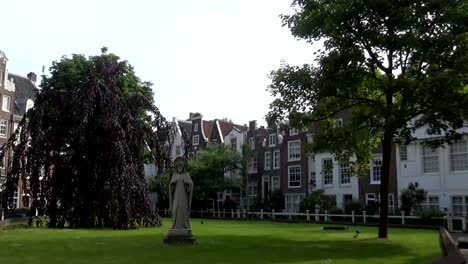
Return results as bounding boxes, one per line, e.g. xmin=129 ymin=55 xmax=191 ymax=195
xmin=379 ymin=131 xmax=392 ymax=238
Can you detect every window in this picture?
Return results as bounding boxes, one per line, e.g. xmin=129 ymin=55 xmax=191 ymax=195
xmin=310 ymin=172 xmax=316 ymax=189
xmin=339 ymin=162 xmax=351 ymax=185
xmin=366 ymin=193 xmax=377 ymax=205
xmin=288 ymin=165 xmax=301 ymax=188
xmin=424 ymin=196 xmax=440 ymax=211
xmin=400 ymin=145 xmax=408 ymax=161
xmin=450 ymin=141 xmax=468 ymax=172
xmin=0 ymin=155 xmax=5 ymax=175
xmin=2 ymin=95 xmax=11 ymax=112
xmin=452 ymin=196 xmax=464 ymax=216
xmin=322 ymin=158 xmax=333 ymax=186
xmin=194 ymin=123 xmax=198 ymax=132
xmin=290 ymin=128 xmax=299 ymax=135
xmin=0 ymin=119 xmax=7 ymax=138
xmin=264 ymin=152 xmax=271 ymax=170
xmin=268 ymin=134 xmax=277 ymax=146
xmin=192 ymin=135 xmax=199 ymax=146
xmin=273 ymin=150 xmax=280 ymax=169
xmin=175 ymin=145 xmax=181 ymax=156
xmin=249 ymin=137 xmax=255 ymax=149
xmin=271 ymin=176 xmax=280 ymax=191
xmin=0 ymin=70 xmax=2 ymax=85
xmin=230 ymin=137 xmax=237 ymax=149
xmin=247 ymin=181 xmax=257 ymax=197
xmin=288 ymin=140 xmax=301 ymax=161
xmin=371 ymin=156 xmax=382 ymax=184
xmin=285 ymin=194 xmax=305 ymax=213
xmin=11 ymin=190 xmax=18 ymax=209
xmin=423 ymin=145 xmax=439 ymax=173
xmin=248 ymin=156 xmax=257 ymax=173
xmin=334 ymin=118 xmax=343 ymax=128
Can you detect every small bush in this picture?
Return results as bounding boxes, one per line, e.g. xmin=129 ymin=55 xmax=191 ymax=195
xmin=300 ymin=190 xmax=336 ymax=213
xmin=344 ymin=200 xmax=364 ymax=214
xmin=415 ymin=208 xmax=445 ymax=219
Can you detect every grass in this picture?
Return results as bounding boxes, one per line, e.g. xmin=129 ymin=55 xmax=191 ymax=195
xmin=0 ymin=218 xmax=440 ymax=264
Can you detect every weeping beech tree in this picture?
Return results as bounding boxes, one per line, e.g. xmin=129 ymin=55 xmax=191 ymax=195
xmin=0 ymin=48 xmax=173 ymax=229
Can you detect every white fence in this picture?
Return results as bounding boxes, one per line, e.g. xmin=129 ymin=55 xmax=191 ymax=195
xmin=161 ymin=208 xmax=468 ymax=232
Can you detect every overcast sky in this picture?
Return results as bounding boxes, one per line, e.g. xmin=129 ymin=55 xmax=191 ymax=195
xmin=2 ymin=0 xmax=320 ymax=126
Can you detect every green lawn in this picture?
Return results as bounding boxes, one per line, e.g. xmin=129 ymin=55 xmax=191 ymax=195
xmin=0 ymin=219 xmax=440 ymax=264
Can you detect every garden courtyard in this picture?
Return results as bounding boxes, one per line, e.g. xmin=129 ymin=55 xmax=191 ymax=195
xmin=0 ymin=219 xmax=440 ymax=264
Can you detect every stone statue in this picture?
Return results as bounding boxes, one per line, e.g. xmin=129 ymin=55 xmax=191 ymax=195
xmin=164 ymin=157 xmax=196 ymax=244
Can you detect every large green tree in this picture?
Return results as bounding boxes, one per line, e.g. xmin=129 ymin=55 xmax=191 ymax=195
xmin=1 ymin=48 xmax=173 ymax=229
xmin=267 ymin=0 xmax=468 ymax=238
xmin=189 ymin=144 xmax=243 ymax=209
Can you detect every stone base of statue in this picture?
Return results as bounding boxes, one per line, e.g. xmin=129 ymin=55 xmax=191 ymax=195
xmin=163 ymin=228 xmax=196 ymax=244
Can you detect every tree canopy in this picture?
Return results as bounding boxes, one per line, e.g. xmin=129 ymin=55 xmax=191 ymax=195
xmin=1 ymin=49 xmax=173 ymax=229
xmin=267 ymin=0 xmax=468 ymax=238
xmin=189 ymin=144 xmax=243 ymax=209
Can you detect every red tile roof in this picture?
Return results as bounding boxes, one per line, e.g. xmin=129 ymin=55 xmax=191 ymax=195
xmin=202 ymin=120 xmax=214 ymax=139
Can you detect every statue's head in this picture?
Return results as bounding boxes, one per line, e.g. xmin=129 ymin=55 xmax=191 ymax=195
xmin=174 ymin=157 xmax=188 ymax=173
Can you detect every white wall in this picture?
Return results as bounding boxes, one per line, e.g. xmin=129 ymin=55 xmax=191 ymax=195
xmin=170 ymin=118 xmax=185 ymax=161
xmin=313 ymin=152 xmax=360 ymax=208
xmin=224 ymin=129 xmax=245 ymax=153
xmin=397 ymin=126 xmax=468 ymax=212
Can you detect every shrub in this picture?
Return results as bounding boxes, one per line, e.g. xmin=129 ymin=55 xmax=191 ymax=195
xmin=344 ymin=200 xmax=364 ymax=214
xmin=400 ymin=182 xmax=427 ymax=215
xmin=415 ymin=208 xmax=445 ymax=219
xmin=300 ymin=190 xmax=336 ymax=213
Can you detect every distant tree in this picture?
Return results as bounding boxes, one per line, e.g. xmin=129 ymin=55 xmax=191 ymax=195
xmin=0 ymin=48 xmax=173 ymax=229
xmin=189 ymin=144 xmax=243 ymax=209
xmin=149 ymin=172 xmax=172 ymax=210
xmin=267 ymin=0 xmax=468 ymax=238
xmin=400 ymin=182 xmax=427 ymax=215
xmin=299 ymin=190 xmax=336 ymax=213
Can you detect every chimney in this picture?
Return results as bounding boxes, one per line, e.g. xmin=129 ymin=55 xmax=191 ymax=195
xmin=27 ymin=72 xmax=37 ymax=83
xmin=249 ymin=120 xmax=257 ymax=131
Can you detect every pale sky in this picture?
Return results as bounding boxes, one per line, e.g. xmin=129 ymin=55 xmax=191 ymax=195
xmin=2 ymin=0 xmax=320 ymax=126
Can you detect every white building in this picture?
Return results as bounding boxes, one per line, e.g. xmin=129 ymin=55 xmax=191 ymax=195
xmin=311 ymin=152 xmax=360 ymax=209
xmin=396 ymin=125 xmax=468 ymax=215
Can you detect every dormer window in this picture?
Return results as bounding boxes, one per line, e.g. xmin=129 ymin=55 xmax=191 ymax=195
xmin=194 ymin=123 xmax=199 ymax=132
xmin=290 ymin=128 xmax=299 ymax=135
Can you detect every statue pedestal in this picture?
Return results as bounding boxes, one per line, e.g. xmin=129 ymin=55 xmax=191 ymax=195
xmin=163 ymin=228 xmax=196 ymax=245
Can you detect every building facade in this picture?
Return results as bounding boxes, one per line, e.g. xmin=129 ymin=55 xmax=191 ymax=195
xmin=397 ymin=126 xmax=468 ymax=215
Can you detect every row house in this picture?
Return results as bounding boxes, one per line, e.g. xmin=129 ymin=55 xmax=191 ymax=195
xmin=310 ymin=110 xmax=399 ymax=213
xmin=396 ymin=125 xmax=468 ymax=215
xmin=0 ymin=50 xmax=37 ymax=209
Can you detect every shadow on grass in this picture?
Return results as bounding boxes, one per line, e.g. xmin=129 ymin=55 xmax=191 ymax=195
xmin=0 ymin=231 xmax=437 ymax=264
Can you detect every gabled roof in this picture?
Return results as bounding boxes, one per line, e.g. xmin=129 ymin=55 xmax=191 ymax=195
xmin=217 ymin=120 xmax=248 ymax=137
xmin=203 ymin=120 xmax=214 ymax=140
xmin=8 ymin=73 xmax=37 ymax=116
xmin=177 ymin=120 xmax=191 ymax=133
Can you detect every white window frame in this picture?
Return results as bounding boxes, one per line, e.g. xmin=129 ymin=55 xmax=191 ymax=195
xmin=424 ymin=195 xmax=440 ymax=211
xmin=339 ymin=162 xmax=351 ymax=185
xmin=0 ymin=119 xmax=7 ymax=138
xmin=249 ymin=137 xmax=255 ymax=149
xmin=400 ymin=145 xmax=408 ymax=161
xmin=2 ymin=94 xmax=11 ymax=113
xmin=422 ymin=145 xmax=439 ymax=174
xmin=366 ymin=193 xmax=376 ymax=205
xmin=450 ymin=141 xmax=468 ymax=172
xmin=248 ymin=156 xmax=257 ymax=173
xmin=371 ymin=156 xmax=382 ymax=184
xmin=334 ymin=118 xmax=343 ymax=128
xmin=288 ymin=165 xmax=301 ymax=188
xmin=247 ymin=181 xmax=257 ymax=197
xmin=192 ymin=135 xmax=199 ymax=146
xmin=451 ymin=196 xmax=465 ymax=217
xmin=388 ymin=193 xmax=395 ymax=213
xmin=271 ymin=176 xmax=280 ymax=191
xmin=230 ymin=137 xmax=237 ymax=149
xmin=322 ymin=158 xmax=333 ymax=187
xmin=194 ymin=123 xmax=199 ymax=132
xmin=285 ymin=194 xmax=305 ymax=213
xmin=288 ymin=140 xmax=301 ymax=161
xmin=268 ymin=134 xmax=276 ymax=146
xmin=264 ymin=152 xmax=272 ymax=170
xmin=290 ymin=128 xmax=299 ymax=135
xmin=273 ymin=150 xmax=280 ymax=169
